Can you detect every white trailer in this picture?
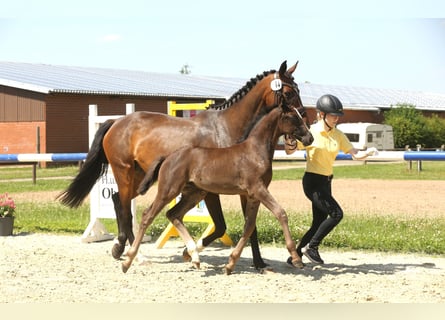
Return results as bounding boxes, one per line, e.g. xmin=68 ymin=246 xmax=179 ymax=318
xmin=336 ymin=122 xmax=394 ymax=150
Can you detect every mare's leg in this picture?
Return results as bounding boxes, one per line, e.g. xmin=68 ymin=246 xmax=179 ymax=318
xmin=224 ymin=198 xmax=259 ymax=275
xmin=240 ymin=195 xmax=268 ymax=270
xmin=202 ymin=193 xmax=227 ymax=246
xmin=110 ymin=165 xmax=138 ymax=259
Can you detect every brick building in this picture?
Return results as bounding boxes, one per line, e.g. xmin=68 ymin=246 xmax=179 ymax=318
xmin=1 ymin=62 xmax=445 ymax=155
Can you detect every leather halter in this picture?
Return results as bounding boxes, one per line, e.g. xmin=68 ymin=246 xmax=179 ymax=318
xmin=272 ymin=72 xmax=304 ymax=114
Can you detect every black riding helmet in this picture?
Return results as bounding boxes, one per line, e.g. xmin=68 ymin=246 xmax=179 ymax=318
xmin=316 ymin=94 xmax=344 ymax=116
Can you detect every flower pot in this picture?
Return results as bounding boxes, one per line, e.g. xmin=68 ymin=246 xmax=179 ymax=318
xmin=0 ymin=216 xmax=14 ymax=236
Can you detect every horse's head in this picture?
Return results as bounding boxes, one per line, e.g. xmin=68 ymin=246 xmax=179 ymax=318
xmin=280 ymin=103 xmax=314 ymax=147
xmin=264 ymin=60 xmax=311 ymax=128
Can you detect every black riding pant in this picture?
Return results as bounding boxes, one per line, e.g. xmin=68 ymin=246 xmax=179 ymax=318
xmin=296 ymin=172 xmax=343 ymax=256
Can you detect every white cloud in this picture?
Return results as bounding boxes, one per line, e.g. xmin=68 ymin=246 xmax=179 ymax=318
xmin=99 ymin=34 xmax=122 ymax=42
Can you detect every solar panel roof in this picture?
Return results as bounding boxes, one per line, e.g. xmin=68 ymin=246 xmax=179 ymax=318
xmin=1 ymin=61 xmax=444 ymax=111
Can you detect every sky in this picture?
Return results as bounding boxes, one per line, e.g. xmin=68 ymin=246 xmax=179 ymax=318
xmin=1 ymin=0 xmax=445 ymax=94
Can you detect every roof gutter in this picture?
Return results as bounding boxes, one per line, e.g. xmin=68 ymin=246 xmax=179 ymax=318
xmin=0 ymin=78 xmax=51 ymax=94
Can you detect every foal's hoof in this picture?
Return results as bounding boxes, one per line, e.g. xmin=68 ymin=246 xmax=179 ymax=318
xmin=121 ymin=262 xmax=130 ymax=273
xmin=192 ymin=261 xmax=201 ymax=269
xmin=182 ymin=247 xmax=192 ymax=262
xmin=112 ymin=243 xmax=125 ymax=260
xmin=224 ymin=266 xmax=233 ymax=275
xmin=286 ymin=256 xmax=305 ymax=269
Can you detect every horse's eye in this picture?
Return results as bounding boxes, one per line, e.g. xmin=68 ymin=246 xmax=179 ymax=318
xmin=285 ymin=91 xmax=295 ymax=99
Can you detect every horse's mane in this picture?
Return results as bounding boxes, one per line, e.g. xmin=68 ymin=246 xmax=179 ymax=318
xmin=207 ymin=69 xmax=276 ymax=111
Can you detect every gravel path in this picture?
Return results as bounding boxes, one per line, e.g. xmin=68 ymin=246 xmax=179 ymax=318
xmin=1 ymin=233 xmax=444 ymax=303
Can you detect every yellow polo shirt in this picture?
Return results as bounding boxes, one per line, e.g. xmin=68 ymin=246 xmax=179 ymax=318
xmin=298 ymin=121 xmax=353 ymax=176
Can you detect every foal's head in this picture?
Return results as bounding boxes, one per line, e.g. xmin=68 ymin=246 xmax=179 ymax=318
xmin=280 ymin=104 xmax=314 ymax=147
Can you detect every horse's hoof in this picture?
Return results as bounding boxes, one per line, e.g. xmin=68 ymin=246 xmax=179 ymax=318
xmin=259 ymin=266 xmax=275 ymax=274
xmin=254 ymin=261 xmax=269 ymax=270
xmin=182 ymin=247 xmax=192 ymax=262
xmin=286 ymin=256 xmax=305 ymax=269
xmin=192 ymin=261 xmax=200 ymax=269
xmin=224 ymin=266 xmax=233 ymax=275
xmin=112 ymin=243 xmax=125 ymax=260
xmin=121 ymin=262 xmax=130 ymax=273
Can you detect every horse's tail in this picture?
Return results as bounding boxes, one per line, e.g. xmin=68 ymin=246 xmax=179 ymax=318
xmin=57 ymin=119 xmax=115 ymax=208
xmin=137 ymin=156 xmax=166 ymax=195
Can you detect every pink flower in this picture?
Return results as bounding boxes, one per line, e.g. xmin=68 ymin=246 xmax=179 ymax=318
xmin=0 ymin=193 xmax=15 ymax=217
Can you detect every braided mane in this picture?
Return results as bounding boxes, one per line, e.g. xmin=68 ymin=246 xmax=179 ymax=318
xmin=207 ymin=69 xmax=276 ymax=111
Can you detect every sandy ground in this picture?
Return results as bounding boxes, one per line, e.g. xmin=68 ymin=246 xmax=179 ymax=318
xmin=0 ymin=233 xmax=444 ymax=303
xmin=1 ymin=178 xmax=444 ymax=303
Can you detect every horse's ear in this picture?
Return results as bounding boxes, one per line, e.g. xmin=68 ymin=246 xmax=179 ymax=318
xmin=279 ymin=60 xmax=288 ymax=76
xmin=287 ymin=61 xmax=299 ymax=75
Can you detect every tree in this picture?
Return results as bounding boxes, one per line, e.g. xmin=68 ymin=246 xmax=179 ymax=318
xmin=179 ymin=64 xmax=191 ymax=74
xmin=423 ymin=114 xmax=445 ymax=148
xmin=383 ymin=104 xmax=426 ymax=148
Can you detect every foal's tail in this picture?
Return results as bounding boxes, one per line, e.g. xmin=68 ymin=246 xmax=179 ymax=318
xmin=57 ymin=119 xmax=115 ymax=208
xmin=137 ymin=156 xmax=166 ymax=195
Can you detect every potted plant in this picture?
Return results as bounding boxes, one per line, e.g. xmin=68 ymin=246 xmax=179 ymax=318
xmin=0 ymin=193 xmax=16 ymax=236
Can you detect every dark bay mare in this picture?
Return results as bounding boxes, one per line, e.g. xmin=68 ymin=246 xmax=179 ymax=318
xmin=122 ymin=103 xmax=313 ymax=274
xmin=57 ymin=60 xmax=308 ymax=270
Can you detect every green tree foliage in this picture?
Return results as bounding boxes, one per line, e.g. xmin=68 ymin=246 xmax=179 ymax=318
xmin=423 ymin=114 xmax=445 ymax=148
xmin=384 ymin=104 xmax=425 ymax=148
xmin=383 ymin=104 xmax=445 ymax=149
xmin=179 ymin=64 xmax=191 ymax=74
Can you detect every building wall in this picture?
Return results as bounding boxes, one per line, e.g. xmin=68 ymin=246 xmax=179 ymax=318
xmin=45 ymin=93 xmax=211 ymax=153
xmin=0 ymin=121 xmax=46 ymax=154
xmin=0 ymin=85 xmax=45 ymax=121
xmin=0 ymin=85 xmax=46 ymax=154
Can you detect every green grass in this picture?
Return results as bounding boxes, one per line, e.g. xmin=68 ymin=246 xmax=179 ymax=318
xmin=0 ymin=164 xmax=79 ymax=180
xmin=11 ymin=205 xmax=445 ymax=255
xmin=2 ymin=162 xmax=445 ymax=255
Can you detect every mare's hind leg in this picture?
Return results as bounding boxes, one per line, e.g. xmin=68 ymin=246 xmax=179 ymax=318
xmin=111 ymin=192 xmax=124 ymax=259
xmin=110 ymin=165 xmax=139 ymax=259
xmin=111 ymin=191 xmax=135 ymax=259
xmin=240 ymin=195 xmax=268 ymax=270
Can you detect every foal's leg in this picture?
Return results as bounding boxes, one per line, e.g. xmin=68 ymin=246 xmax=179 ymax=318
xmin=240 ymin=195 xmax=268 ymax=270
xmin=256 ymin=186 xmax=301 ymax=268
xmin=122 ymin=201 xmax=164 ymax=273
xmin=166 ymin=187 xmax=207 ymax=268
xmin=224 ymin=198 xmax=259 ymax=275
xmin=122 ymin=185 xmax=178 ymax=272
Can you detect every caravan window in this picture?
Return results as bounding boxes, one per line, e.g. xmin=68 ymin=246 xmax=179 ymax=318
xmin=345 ymin=133 xmax=359 ymax=142
xmin=367 ymin=133 xmax=373 ymax=143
